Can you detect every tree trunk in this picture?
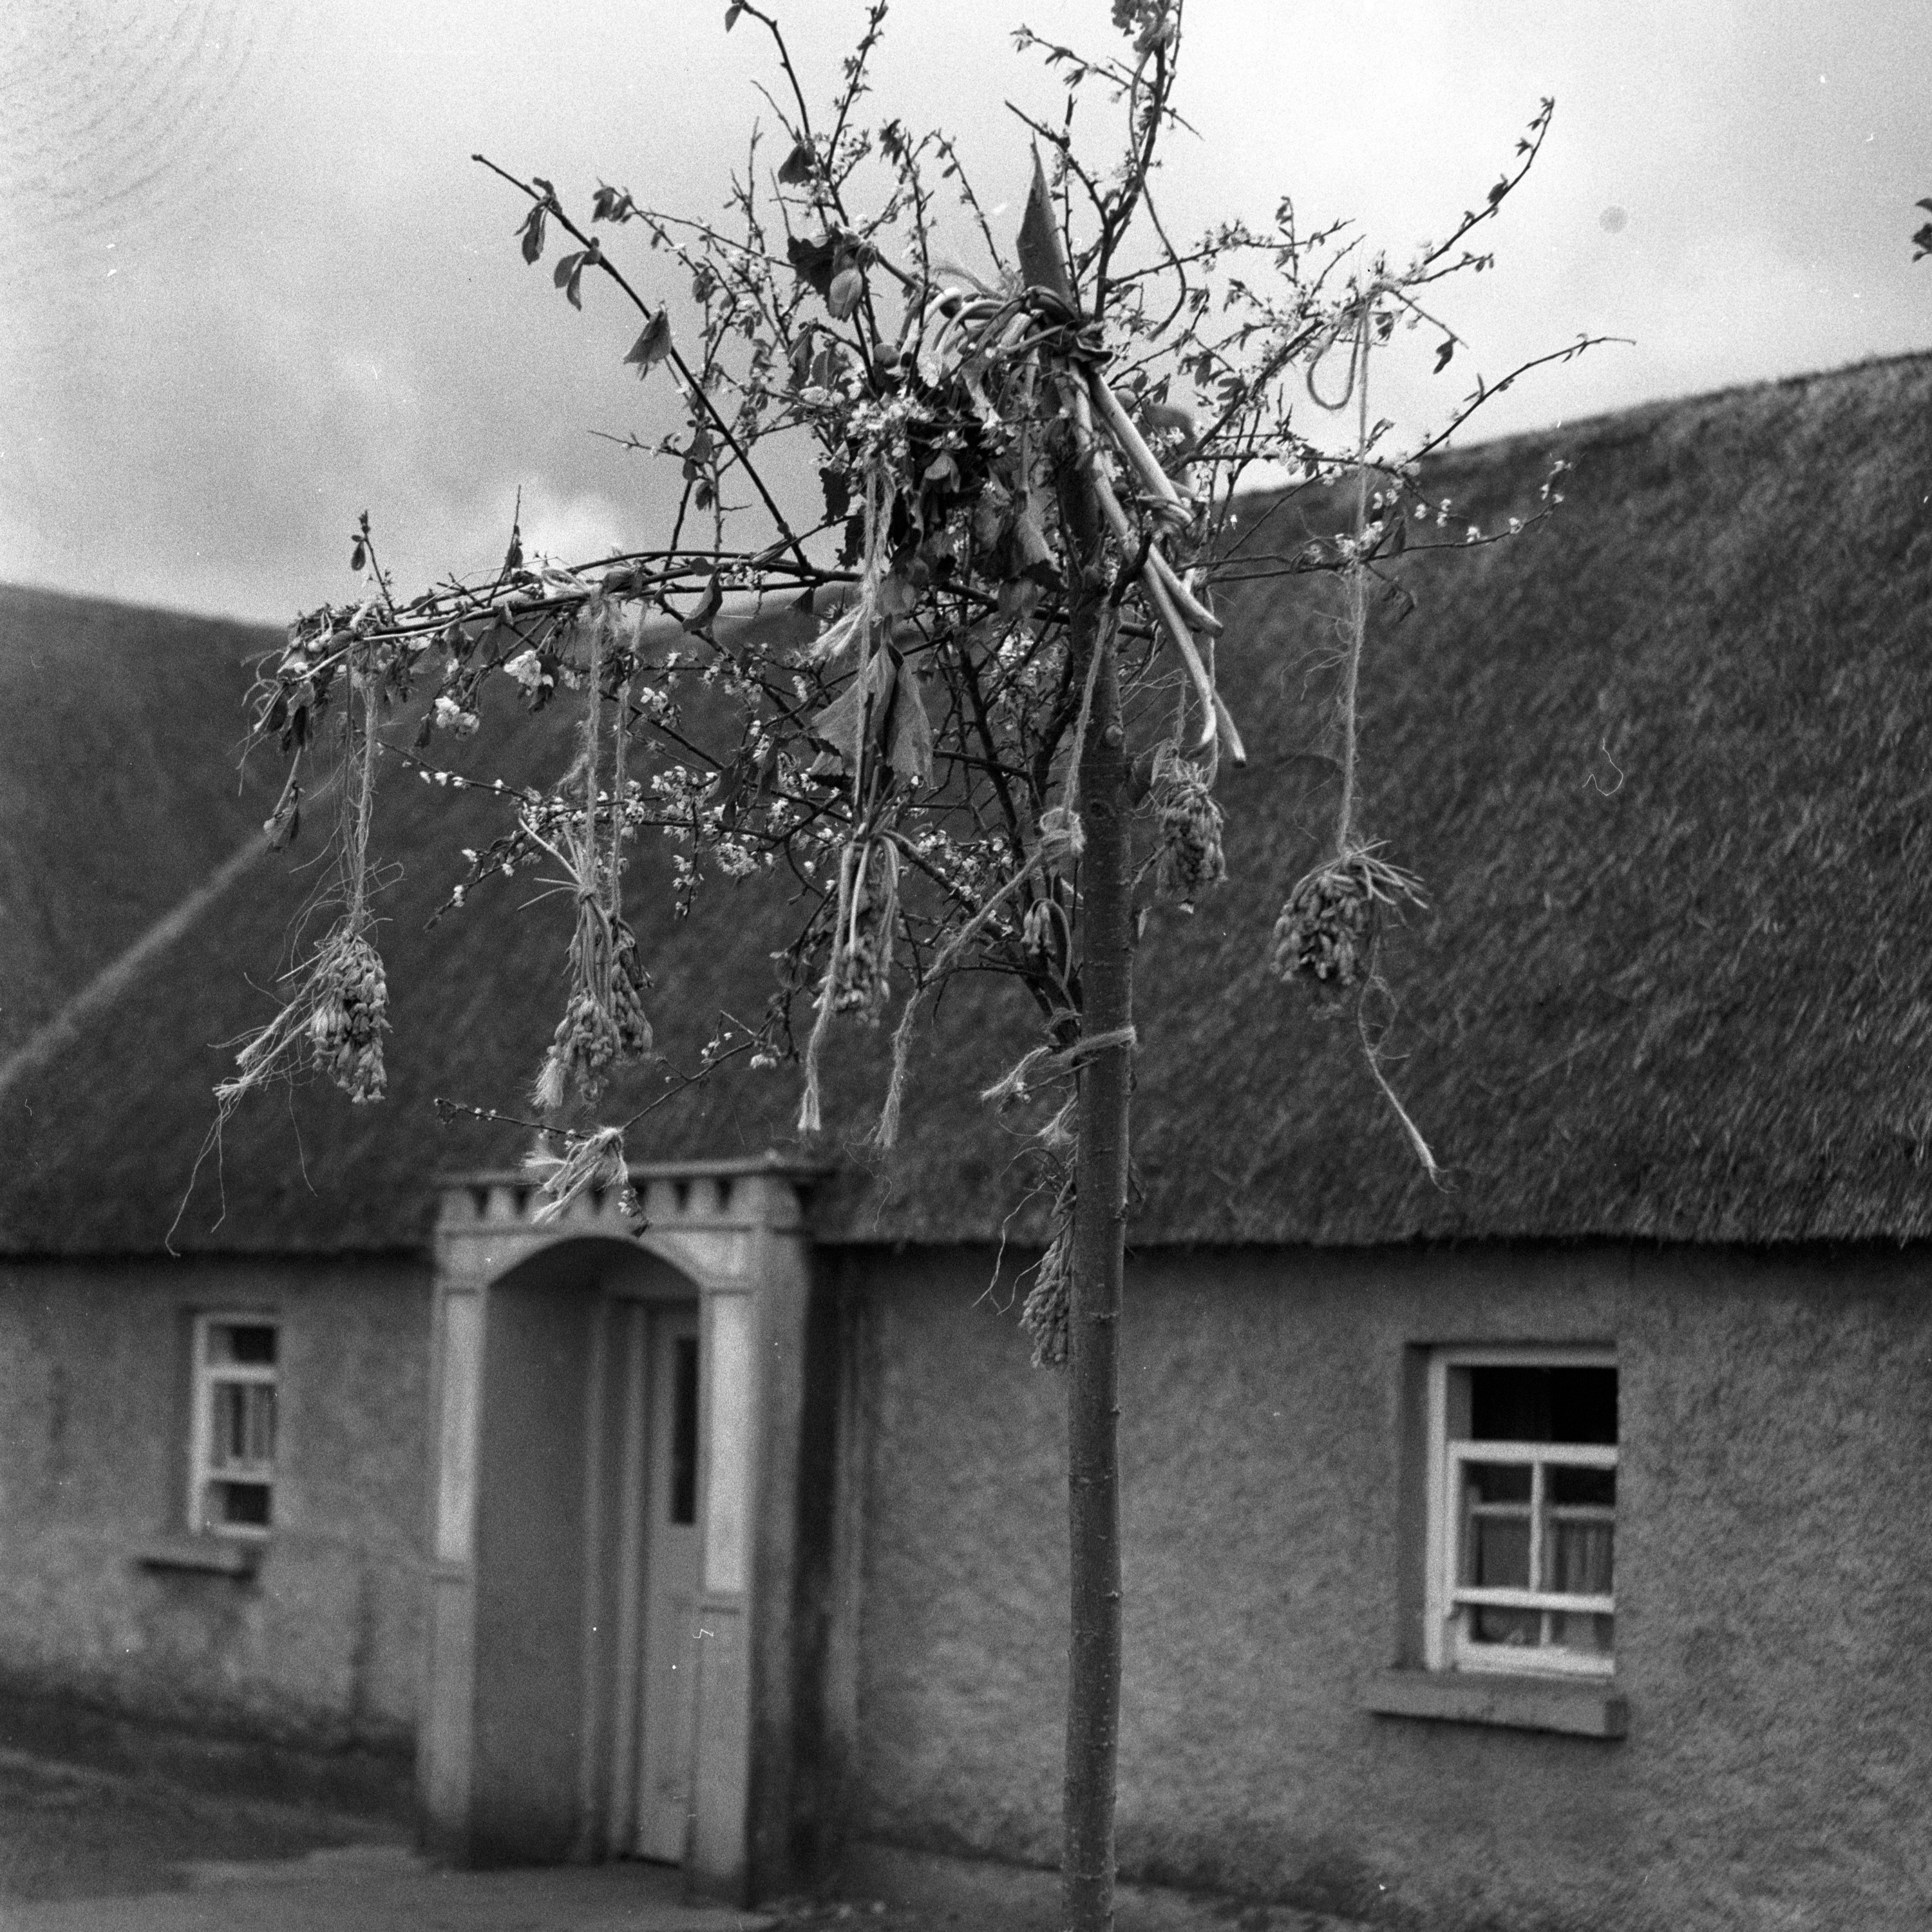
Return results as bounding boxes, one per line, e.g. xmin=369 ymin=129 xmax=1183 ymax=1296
xmin=1063 ymin=555 xmax=1131 ymax=1932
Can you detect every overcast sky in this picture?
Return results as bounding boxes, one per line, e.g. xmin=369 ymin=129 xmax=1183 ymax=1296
xmin=3 ymin=0 xmax=1927 ymax=625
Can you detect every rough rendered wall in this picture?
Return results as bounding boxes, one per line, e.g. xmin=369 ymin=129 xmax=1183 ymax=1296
xmin=0 ymin=1255 xmax=429 ymax=1762
xmin=844 ymin=1242 xmax=1932 ymax=1931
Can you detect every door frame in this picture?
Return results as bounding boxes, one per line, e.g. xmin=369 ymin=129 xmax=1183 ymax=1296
xmin=421 ymin=1157 xmax=823 ymax=1904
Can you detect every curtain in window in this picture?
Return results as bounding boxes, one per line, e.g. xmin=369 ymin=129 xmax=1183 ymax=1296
xmin=1549 ymin=1518 xmax=1613 ymax=1596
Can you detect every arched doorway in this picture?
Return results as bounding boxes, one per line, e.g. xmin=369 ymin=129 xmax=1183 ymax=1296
xmin=419 ymin=1159 xmax=820 ymax=1897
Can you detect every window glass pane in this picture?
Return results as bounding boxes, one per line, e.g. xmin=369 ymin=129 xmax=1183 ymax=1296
xmin=246 ymin=1386 xmax=276 ymax=1464
xmin=1465 ymin=1462 xmax=1530 ymax=1504
xmin=1547 ymin=1517 xmax=1614 ymax=1595
xmin=212 ymin=1386 xmax=244 ymax=1466
xmin=210 ymin=1480 xmax=271 ymax=1528
xmin=1549 ymin=1463 xmax=1615 ymax=1507
xmin=1468 ymin=1605 xmax=1540 ymax=1647
xmin=210 ymin=1384 xmax=276 ymax=1468
xmin=670 ymin=1334 xmax=699 ymax=1527
xmin=1549 ymin=1611 xmax=1614 ymax=1654
xmin=208 ymin=1323 xmax=277 ymax=1368
xmin=1464 ymin=1511 xmax=1531 ymax=1590
xmin=1470 ymin=1365 xmax=1615 ymax=1444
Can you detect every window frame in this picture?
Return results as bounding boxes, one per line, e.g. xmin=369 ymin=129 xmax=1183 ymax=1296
xmin=188 ymin=1313 xmax=280 ymax=1541
xmin=1424 ymin=1345 xmax=1617 ymax=1681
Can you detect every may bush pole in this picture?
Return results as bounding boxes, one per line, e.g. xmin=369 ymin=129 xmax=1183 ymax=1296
xmin=217 ymin=6 xmax=1592 ymax=1924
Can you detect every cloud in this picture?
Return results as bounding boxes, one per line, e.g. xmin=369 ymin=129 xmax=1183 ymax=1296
xmin=451 ymin=479 xmax=632 ymax=578
xmin=5 ymin=0 xmax=1930 ymax=621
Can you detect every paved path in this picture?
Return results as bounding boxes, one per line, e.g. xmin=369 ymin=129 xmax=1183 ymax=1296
xmin=0 ymin=1845 xmax=778 ymax=1932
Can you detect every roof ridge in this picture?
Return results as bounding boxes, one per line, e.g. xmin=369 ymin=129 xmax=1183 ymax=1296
xmin=0 ymin=836 xmax=267 ymax=1106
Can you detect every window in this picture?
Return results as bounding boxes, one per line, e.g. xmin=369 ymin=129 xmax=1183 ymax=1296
xmin=191 ymin=1316 xmax=279 ymax=1538
xmin=1425 ymin=1349 xmax=1616 ymax=1679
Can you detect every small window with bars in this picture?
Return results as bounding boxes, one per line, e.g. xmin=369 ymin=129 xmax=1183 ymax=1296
xmin=191 ymin=1316 xmax=279 ymax=1539
xmin=1426 ymin=1350 xmax=1616 ymax=1678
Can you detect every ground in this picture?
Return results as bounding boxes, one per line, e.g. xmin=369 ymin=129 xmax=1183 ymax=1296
xmin=0 ymin=1748 xmax=390 ymax=1902
xmin=0 ymin=1747 xmax=922 ymax=1928
xmin=0 ymin=1748 xmax=1342 ymax=1931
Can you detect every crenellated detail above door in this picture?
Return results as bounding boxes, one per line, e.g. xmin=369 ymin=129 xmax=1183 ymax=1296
xmin=435 ymin=1153 xmax=821 ymax=1293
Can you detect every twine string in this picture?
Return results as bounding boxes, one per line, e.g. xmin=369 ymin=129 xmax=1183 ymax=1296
xmin=798 ymin=475 xmax=885 ymax=1135
xmin=1335 ymin=301 xmax=1372 ymax=860
xmin=609 ymin=645 xmax=630 ymax=927
xmin=345 ymin=670 xmax=380 ymax=933
xmin=1358 ymin=984 xmax=1444 ymax=1186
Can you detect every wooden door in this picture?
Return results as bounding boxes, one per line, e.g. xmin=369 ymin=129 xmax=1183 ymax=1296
xmin=633 ymin=1305 xmax=701 ymax=1862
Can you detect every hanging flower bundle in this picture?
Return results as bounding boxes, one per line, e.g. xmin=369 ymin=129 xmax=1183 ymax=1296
xmin=1149 ymin=743 xmax=1226 ymax=909
xmin=216 ymin=652 xmax=391 ymax=1117
xmin=828 ymin=837 xmax=900 ymax=1021
xmin=529 ymin=605 xmax=654 ymax=1113
xmin=1269 ymin=843 xmax=1423 ymax=994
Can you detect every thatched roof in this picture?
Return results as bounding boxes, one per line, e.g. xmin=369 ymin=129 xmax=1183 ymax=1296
xmin=6 ymin=350 xmax=1932 ymax=1255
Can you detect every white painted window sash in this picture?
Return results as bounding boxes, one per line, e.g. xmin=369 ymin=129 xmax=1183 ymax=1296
xmin=1443 ymin=1439 xmax=1618 ymax=1467
xmin=1425 ymin=1347 xmax=1617 ymax=1679
xmin=190 ymin=1314 xmax=278 ymax=1540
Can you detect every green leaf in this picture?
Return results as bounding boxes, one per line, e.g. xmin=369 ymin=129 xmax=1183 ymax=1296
xmin=806 ymin=651 xmax=894 ymax=773
xmin=624 ymin=311 xmax=675 ymax=375
xmin=681 ymin=573 xmax=723 ymax=635
xmin=263 ymin=773 xmax=301 ymax=851
xmin=1433 ymin=338 xmax=1455 ymax=374
xmin=518 ymin=202 xmax=548 ymax=265
xmin=827 ymin=265 xmax=864 ymax=319
xmin=1010 ymin=508 xmax=1060 ymax=587
xmin=350 ymin=540 xmax=366 ymax=573
xmin=724 ymin=2 xmax=743 ymax=26
xmin=786 ymin=231 xmax=840 ymax=299
xmin=819 ymin=466 xmax=852 ymax=525
xmin=998 ymin=576 xmax=1041 ymax=621
xmin=1016 ymin=146 xmax=1075 ymax=303
xmin=886 ymin=657 xmax=934 ymax=790
xmin=777 ymin=140 xmax=815 ymax=186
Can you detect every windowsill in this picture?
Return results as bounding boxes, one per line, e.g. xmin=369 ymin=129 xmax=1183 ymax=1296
xmin=135 ymin=1535 xmax=264 ymax=1579
xmin=1364 ymin=1668 xmax=1627 ymax=1739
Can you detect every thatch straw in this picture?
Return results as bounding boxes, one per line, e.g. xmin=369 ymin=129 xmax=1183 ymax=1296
xmin=33 ymin=353 xmax=1932 ymax=1256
